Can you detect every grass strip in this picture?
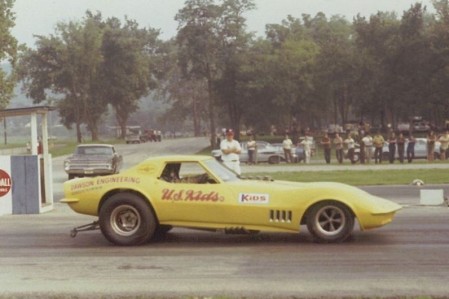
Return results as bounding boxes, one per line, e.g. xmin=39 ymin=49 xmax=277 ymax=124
xmin=246 ymin=169 xmax=449 ymax=186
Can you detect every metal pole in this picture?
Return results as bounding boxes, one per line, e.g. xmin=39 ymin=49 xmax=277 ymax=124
xmin=3 ymin=117 xmax=6 ymax=145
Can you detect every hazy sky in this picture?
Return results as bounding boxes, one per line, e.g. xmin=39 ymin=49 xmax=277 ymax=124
xmin=11 ymin=0 xmax=433 ymax=47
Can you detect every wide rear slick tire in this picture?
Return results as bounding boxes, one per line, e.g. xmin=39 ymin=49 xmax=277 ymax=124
xmin=306 ymin=201 xmax=354 ymax=243
xmin=99 ymin=192 xmax=156 ymax=246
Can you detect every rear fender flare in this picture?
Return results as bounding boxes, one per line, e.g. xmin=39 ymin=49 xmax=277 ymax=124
xmin=98 ymin=189 xmax=158 ymax=223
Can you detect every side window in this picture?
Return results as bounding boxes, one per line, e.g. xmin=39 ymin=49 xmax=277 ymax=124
xmin=160 ymin=162 xmax=217 ymax=184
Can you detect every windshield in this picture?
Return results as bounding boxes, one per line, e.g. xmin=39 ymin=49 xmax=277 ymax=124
xmin=203 ymin=159 xmax=240 ymax=182
xmin=76 ymin=146 xmax=113 ymax=155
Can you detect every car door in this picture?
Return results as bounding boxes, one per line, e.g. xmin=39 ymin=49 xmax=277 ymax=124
xmin=155 ymin=161 xmax=235 ymax=225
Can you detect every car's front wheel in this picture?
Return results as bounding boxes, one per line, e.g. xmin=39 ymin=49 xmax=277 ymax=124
xmin=268 ymin=155 xmax=281 ymax=164
xmin=99 ymin=193 xmax=156 ymax=246
xmin=306 ymin=201 xmax=354 ymax=243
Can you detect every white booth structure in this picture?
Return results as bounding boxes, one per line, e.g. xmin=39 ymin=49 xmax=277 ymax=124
xmin=0 ymin=106 xmax=55 ymax=216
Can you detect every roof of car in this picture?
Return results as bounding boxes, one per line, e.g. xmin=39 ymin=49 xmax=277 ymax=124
xmin=127 ymin=155 xmax=214 ymax=174
xmin=76 ymin=144 xmax=114 ymax=148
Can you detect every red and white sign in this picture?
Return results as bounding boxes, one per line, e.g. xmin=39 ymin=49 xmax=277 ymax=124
xmin=0 ymin=156 xmax=12 ymax=215
xmin=0 ymin=169 xmax=12 ymax=197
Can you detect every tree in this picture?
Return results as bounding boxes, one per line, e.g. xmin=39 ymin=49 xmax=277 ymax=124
xmin=305 ymin=14 xmax=358 ymax=126
xmin=101 ymin=17 xmax=162 ymax=139
xmin=235 ymin=39 xmax=280 ymax=134
xmin=353 ymin=12 xmax=401 ymax=127
xmin=259 ymin=16 xmax=319 ymax=135
xmin=176 ymin=0 xmax=224 ymax=147
xmin=19 ymin=12 xmax=162 ymax=142
xmin=164 ymin=68 xmax=209 ymax=136
xmin=0 ymin=0 xmax=18 ymax=108
xmin=394 ymin=4 xmax=433 ymax=123
xmin=214 ymin=0 xmax=255 ymax=138
xmin=18 ymin=12 xmax=106 ymax=142
xmin=427 ymin=0 xmax=449 ymax=125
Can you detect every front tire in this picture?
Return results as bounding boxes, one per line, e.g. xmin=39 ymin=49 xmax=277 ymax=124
xmin=99 ymin=193 xmax=156 ymax=246
xmin=306 ymin=201 xmax=354 ymax=243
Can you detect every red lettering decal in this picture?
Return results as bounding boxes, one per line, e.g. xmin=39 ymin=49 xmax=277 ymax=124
xmin=162 ymin=189 xmax=174 ymax=200
xmin=162 ymin=189 xmax=223 ymax=203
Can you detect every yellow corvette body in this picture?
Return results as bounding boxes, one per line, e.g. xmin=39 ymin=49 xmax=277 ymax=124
xmin=61 ymin=155 xmax=401 ymax=245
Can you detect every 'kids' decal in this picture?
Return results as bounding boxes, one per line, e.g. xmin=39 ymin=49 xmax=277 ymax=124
xmin=238 ymin=193 xmax=269 ymax=204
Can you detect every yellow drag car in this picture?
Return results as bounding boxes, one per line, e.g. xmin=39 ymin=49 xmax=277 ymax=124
xmin=61 ymin=155 xmax=401 ymax=246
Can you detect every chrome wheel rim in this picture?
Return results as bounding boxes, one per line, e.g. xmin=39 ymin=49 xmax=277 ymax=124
xmin=314 ymin=205 xmax=346 ymax=236
xmin=110 ymin=205 xmax=141 ymax=236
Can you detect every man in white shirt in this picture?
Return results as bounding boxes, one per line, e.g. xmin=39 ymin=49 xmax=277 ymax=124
xmin=362 ymin=132 xmax=373 ymax=164
xmin=282 ymin=134 xmax=293 ymax=163
xmin=220 ymin=129 xmax=242 ymax=175
xmin=300 ymin=136 xmax=313 ymax=163
xmin=344 ymin=134 xmax=356 ymax=164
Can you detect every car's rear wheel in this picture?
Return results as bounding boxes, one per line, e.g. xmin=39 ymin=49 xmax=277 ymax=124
xmin=99 ymin=192 xmax=156 ymax=246
xmin=306 ymin=201 xmax=354 ymax=243
xmin=268 ymin=156 xmax=281 ymax=164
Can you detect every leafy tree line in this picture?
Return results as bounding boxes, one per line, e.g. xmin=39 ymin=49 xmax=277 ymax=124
xmin=4 ymin=0 xmax=449 ymax=143
xmin=171 ymin=0 xmax=449 ymax=144
xmin=17 ymin=11 xmax=163 ymax=142
xmin=0 ymin=0 xmax=18 ymax=108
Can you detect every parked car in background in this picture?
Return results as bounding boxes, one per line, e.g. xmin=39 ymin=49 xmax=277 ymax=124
xmin=411 ymin=116 xmax=431 ymax=132
xmin=327 ymin=124 xmax=344 ymax=134
xmin=125 ymin=133 xmax=141 ymax=144
xmin=64 ymin=144 xmax=123 ymax=180
xmin=397 ymin=122 xmax=410 ymax=132
xmin=212 ymin=141 xmax=288 ymax=164
xmin=382 ymin=138 xmax=441 ymax=160
xmin=271 ymin=143 xmax=305 ymax=163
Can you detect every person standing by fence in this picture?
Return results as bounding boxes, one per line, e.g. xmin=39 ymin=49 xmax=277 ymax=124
xmin=362 ymin=132 xmax=373 ymax=164
xmin=407 ymin=134 xmax=416 ymax=163
xmin=388 ymin=132 xmax=397 ymax=164
xmin=438 ymin=131 xmax=449 ymax=160
xmin=220 ymin=129 xmax=242 ymax=174
xmin=282 ymin=134 xmax=293 ymax=163
xmin=334 ymin=133 xmax=344 ymax=164
xmin=373 ymin=131 xmax=385 ymax=164
xmin=321 ymin=132 xmax=331 ymax=164
xmin=246 ymin=135 xmax=257 ymax=165
xmin=427 ymin=130 xmax=436 ymax=162
xmin=301 ymin=134 xmax=313 ymax=164
xmin=344 ymin=134 xmax=356 ymax=164
xmin=397 ymin=132 xmax=406 ymax=163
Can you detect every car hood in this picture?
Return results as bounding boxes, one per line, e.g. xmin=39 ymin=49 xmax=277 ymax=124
xmin=227 ymin=179 xmax=401 ymax=213
xmin=233 ymin=178 xmax=363 ymax=193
